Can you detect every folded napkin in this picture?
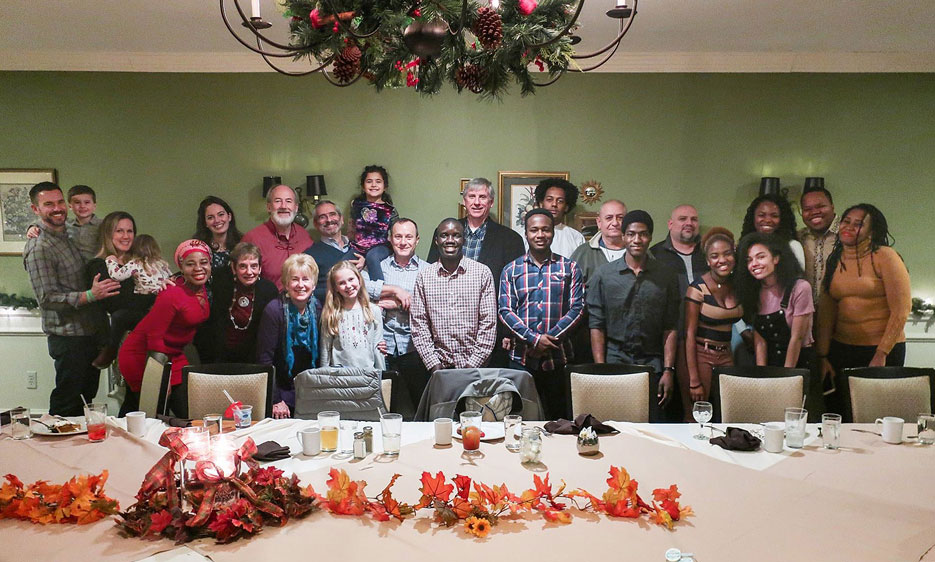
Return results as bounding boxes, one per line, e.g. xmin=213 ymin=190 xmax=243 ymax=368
xmin=709 ymin=427 xmax=761 ymax=451
xmin=156 ymin=414 xmax=192 ymax=427
xmin=253 ymin=440 xmax=290 ymax=462
xmin=544 ymin=414 xmax=617 ymax=435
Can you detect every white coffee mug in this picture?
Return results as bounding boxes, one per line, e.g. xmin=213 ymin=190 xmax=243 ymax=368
xmin=434 ymin=418 xmax=453 ymax=446
xmin=296 ymin=426 xmax=321 ymax=455
xmin=875 ymin=416 xmax=904 ymax=444
xmin=125 ymin=411 xmax=146 ymax=437
xmin=762 ymin=422 xmax=785 ymax=453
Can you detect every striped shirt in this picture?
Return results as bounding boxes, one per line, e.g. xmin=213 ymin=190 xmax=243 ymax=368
xmin=462 ymin=221 xmax=488 ymax=261
xmin=364 ymin=254 xmax=429 ymax=355
xmin=410 ymin=256 xmax=496 ymax=371
xmin=684 ymin=279 xmax=743 ymax=343
xmin=23 ymin=222 xmax=100 ymax=336
xmin=499 ymin=252 xmax=585 ymax=370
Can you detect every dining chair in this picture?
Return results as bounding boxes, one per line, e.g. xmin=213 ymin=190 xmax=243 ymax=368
xmin=381 ymin=378 xmax=392 ymax=410
xmin=713 ymin=366 xmax=811 ymax=424
xmin=564 ymin=363 xmax=653 ymax=423
xmin=293 ymin=367 xmax=389 ymax=421
xmin=181 ymin=363 xmax=275 ymax=420
xmin=138 ymin=352 xmax=170 ymax=417
xmin=841 ymin=367 xmax=935 ymax=423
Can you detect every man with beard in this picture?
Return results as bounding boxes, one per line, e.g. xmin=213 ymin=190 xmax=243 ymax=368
xmin=304 ymin=200 xmax=366 ymax=306
xmin=500 ymin=209 xmax=584 ymax=419
xmin=587 ymin=210 xmax=680 ymax=422
xmin=242 ymin=184 xmax=313 ymax=290
xmin=650 ymin=205 xmax=706 ymax=296
xmin=24 ymin=182 xmax=120 ymax=415
xmin=798 ymin=183 xmax=838 ymax=307
xmin=412 ymin=218 xmax=496 ymax=372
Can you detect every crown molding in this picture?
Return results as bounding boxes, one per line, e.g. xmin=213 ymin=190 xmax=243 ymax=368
xmin=2 ymin=50 xmax=933 ymax=73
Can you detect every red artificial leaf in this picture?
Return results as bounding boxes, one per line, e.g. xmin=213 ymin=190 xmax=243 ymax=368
xmin=148 ymin=509 xmax=173 ymax=534
xmin=533 ymin=473 xmax=552 ymax=497
xmin=419 ymin=471 xmax=453 ymax=503
xmin=453 ymin=474 xmax=472 ymax=500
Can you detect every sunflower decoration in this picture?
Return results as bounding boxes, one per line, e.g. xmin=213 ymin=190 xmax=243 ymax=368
xmin=580 ymin=180 xmax=604 ymax=206
xmin=464 ymin=515 xmax=492 ymax=538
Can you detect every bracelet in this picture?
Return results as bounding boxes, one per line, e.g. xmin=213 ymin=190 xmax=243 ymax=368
xmin=85 ymin=289 xmax=95 ymax=303
xmin=663 ymin=366 xmax=675 ymax=372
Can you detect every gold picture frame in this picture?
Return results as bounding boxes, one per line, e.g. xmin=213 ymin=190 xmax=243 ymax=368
xmin=497 ymin=171 xmax=570 ymax=235
xmin=0 ymin=169 xmax=57 ymax=256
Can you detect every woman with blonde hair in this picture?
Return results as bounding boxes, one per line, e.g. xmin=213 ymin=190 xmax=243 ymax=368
xmin=320 ymin=261 xmax=385 ymax=370
xmin=257 ymin=253 xmax=320 ymax=418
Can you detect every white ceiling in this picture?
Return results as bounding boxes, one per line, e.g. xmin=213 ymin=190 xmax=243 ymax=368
xmin=1 ymin=0 xmax=933 ymax=72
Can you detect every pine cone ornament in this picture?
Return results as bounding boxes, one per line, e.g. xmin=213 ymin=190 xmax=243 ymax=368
xmin=473 ymin=7 xmax=503 ymax=50
xmin=456 ymin=63 xmax=486 ymax=94
xmin=333 ymin=45 xmax=361 ymax=83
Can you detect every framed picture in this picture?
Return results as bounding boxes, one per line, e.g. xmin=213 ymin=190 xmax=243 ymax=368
xmin=0 ymin=169 xmax=57 ymax=256
xmin=497 ymin=171 xmax=570 ymax=235
xmin=458 ymin=178 xmax=470 ymax=220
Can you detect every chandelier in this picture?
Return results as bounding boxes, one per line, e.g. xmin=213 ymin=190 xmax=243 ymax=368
xmin=219 ymin=0 xmax=638 ymax=97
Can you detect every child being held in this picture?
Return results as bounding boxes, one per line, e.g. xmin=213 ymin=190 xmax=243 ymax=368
xmin=92 ymin=235 xmax=172 ymax=368
xmin=350 ymin=165 xmax=398 ymax=281
xmin=320 ymin=261 xmax=386 ymax=370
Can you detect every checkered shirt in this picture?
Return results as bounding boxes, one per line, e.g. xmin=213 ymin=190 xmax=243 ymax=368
xmin=462 ymin=220 xmax=488 ymax=261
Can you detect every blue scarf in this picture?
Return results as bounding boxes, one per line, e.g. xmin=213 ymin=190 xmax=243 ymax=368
xmin=283 ymin=300 xmax=318 ymax=377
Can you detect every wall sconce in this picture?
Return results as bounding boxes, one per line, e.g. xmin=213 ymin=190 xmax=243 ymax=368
xmin=261 ymin=176 xmax=282 ymax=198
xmin=803 ymin=177 xmax=825 ymax=193
xmin=759 ymin=177 xmax=781 ymax=196
xmin=306 ymin=175 xmax=327 ymax=202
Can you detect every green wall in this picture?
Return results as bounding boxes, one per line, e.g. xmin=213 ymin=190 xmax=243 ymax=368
xmin=1 ymin=71 xmax=933 ymax=298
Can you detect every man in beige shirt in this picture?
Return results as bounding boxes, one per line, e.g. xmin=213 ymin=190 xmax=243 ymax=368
xmin=798 ymin=182 xmax=838 ymax=307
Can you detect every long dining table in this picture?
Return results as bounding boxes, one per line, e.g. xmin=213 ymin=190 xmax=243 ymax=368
xmin=1 ymin=416 xmax=933 ymax=562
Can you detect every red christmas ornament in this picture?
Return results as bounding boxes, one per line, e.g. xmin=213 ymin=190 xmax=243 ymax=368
xmin=534 ymin=55 xmax=545 ymax=72
xmin=309 ymin=8 xmax=324 ymax=29
xmin=518 ymin=0 xmax=537 ymax=15
xmin=333 ymin=21 xmax=340 ymax=32
xmin=413 ymin=8 xmax=421 ymax=17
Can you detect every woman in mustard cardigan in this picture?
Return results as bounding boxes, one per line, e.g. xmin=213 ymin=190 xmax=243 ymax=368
xmin=816 ymin=204 xmax=911 ymax=413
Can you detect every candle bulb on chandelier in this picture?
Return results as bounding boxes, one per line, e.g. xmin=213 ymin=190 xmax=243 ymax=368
xmin=251 ymin=0 xmax=261 ymax=18
xmin=490 ymin=0 xmax=500 ymax=9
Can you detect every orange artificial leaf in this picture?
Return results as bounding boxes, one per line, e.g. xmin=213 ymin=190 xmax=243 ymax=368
xmin=451 ymin=497 xmax=474 ymax=519
xmin=649 ymin=506 xmax=674 ymax=529
xmin=652 ymin=484 xmax=681 ymax=503
xmin=419 ymin=471 xmax=454 ymax=503
xmin=532 ymin=473 xmax=552 ymax=497
xmin=543 ymin=509 xmax=572 ymax=524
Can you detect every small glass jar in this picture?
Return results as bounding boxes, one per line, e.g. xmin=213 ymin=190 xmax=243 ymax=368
xmin=362 ymin=426 xmax=373 ymax=454
xmin=520 ymin=427 xmax=542 ymax=464
xmin=353 ymin=432 xmax=367 ymax=459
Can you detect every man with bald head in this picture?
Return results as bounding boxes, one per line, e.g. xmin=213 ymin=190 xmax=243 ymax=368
xmin=242 ymin=184 xmax=313 ymax=290
xmin=411 ymin=218 xmax=496 ymax=372
xmin=650 ymin=204 xmax=707 ymax=296
xmin=570 ymin=199 xmax=627 ymax=286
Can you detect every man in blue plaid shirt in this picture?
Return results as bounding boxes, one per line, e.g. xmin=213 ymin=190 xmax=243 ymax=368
xmin=499 ymin=209 xmax=585 ymax=419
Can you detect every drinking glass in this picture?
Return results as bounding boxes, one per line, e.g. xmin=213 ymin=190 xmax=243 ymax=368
xmin=318 ymin=411 xmax=340 ymax=452
xmin=234 ymin=405 xmax=253 ymax=429
xmin=333 ymin=420 xmax=356 ymax=459
xmin=784 ymin=407 xmax=808 ymax=449
xmin=503 ymin=414 xmax=522 ymax=452
xmin=460 ymin=411 xmax=482 ymax=454
xmin=10 ymin=407 xmax=31 ymax=440
xmin=84 ymin=402 xmax=108 ymax=442
xmin=380 ymin=413 xmax=403 ymax=456
xmin=918 ymin=414 xmax=935 ymax=445
xmin=821 ymin=413 xmax=842 ymax=450
xmin=692 ymin=401 xmax=713 ymax=440
xmin=202 ymin=413 xmax=222 ymax=435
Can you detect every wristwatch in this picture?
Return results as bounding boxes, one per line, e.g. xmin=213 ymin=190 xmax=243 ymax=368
xmin=663 ymin=366 xmax=675 ymax=373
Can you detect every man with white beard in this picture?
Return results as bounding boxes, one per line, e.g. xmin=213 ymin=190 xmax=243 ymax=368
xmin=242 ymin=184 xmax=313 ymax=290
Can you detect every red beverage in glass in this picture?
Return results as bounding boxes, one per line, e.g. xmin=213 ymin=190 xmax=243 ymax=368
xmin=87 ymin=423 xmax=107 ymax=442
xmin=462 ymin=426 xmax=481 ymax=451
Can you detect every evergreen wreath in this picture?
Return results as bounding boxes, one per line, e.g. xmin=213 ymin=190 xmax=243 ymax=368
xmin=279 ymin=0 xmax=578 ymax=98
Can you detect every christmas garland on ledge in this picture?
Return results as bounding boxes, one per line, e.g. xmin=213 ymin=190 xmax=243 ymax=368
xmin=0 ymin=293 xmax=39 ymax=310
xmin=114 ymin=428 xmax=693 ymax=544
xmin=278 ymin=0 xmax=578 ymax=98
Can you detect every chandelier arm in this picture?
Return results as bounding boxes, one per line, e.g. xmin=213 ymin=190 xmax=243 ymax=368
xmin=571 ymin=0 xmax=637 ymax=60
xmin=220 ymin=0 xmax=300 ymax=56
xmin=321 ymin=68 xmax=365 ymax=87
xmin=324 ymin=0 xmax=382 ymax=39
xmin=446 ymin=0 xmax=471 ymax=35
xmin=227 ymin=0 xmax=304 ymax=52
xmin=523 ymin=0 xmax=586 ymax=50
xmin=569 ymin=36 xmax=621 ymax=71
xmin=256 ymin=36 xmax=336 ymax=76
xmin=530 ymin=70 xmax=567 ymax=87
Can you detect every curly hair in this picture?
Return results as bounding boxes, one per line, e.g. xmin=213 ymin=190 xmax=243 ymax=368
xmin=194 ymin=196 xmax=243 ymax=251
xmin=822 ymin=203 xmax=897 ymax=294
xmin=534 ymin=178 xmax=578 ymax=213
xmin=740 ymin=193 xmax=798 ymax=241
xmin=354 ymin=164 xmax=393 ymax=205
xmin=735 ymin=232 xmax=805 ymax=322
xmin=701 ymin=226 xmax=735 ymax=254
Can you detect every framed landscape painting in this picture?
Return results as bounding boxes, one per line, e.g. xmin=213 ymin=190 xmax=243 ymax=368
xmin=0 ymin=169 xmax=57 ymax=255
xmin=497 ymin=171 xmax=570 ymax=236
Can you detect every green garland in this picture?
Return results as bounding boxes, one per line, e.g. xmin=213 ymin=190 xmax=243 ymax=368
xmin=0 ymin=293 xmax=38 ymax=310
xmin=280 ymin=0 xmax=577 ymax=98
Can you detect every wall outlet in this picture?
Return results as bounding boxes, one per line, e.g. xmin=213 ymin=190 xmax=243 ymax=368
xmin=26 ymin=371 xmax=38 ymax=389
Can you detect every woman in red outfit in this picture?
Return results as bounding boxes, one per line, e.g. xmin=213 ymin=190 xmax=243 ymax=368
xmin=117 ymin=239 xmax=212 ymax=416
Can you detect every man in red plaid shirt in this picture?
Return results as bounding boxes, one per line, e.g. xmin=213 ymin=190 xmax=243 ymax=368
xmin=498 ymin=209 xmax=585 ymax=419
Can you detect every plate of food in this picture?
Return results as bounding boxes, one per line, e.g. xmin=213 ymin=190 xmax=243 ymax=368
xmin=453 ymin=422 xmax=505 ymax=442
xmin=31 ymin=416 xmax=87 ymax=436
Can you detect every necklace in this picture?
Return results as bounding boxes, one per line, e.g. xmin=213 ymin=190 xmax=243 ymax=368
xmin=229 ymin=285 xmax=255 ymax=331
